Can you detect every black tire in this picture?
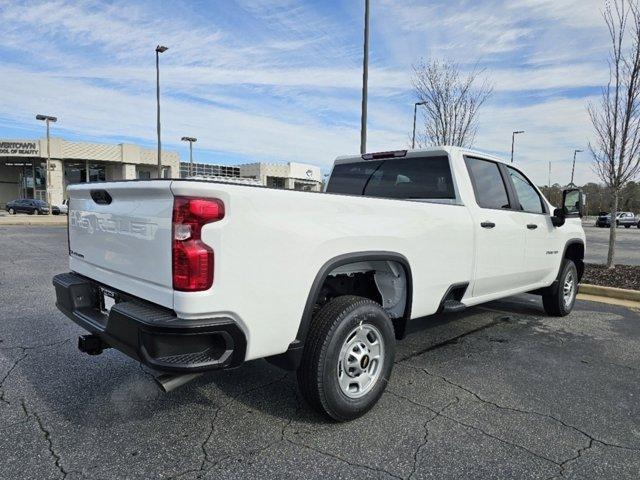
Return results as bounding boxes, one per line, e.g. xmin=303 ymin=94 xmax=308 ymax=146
xmin=32 ymin=209 xmax=38 ymax=215
xmin=8 ymin=208 xmax=14 ymax=215
xmin=297 ymin=295 xmax=395 ymax=421
xmin=625 ymin=225 xmax=631 ymax=228
xmin=542 ymin=259 xmax=578 ymax=317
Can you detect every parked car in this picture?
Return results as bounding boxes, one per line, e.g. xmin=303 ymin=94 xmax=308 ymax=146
xmin=5 ymin=199 xmax=59 ymax=215
xmin=53 ymin=146 xmax=586 ymax=421
xmin=616 ymin=211 xmax=638 ymax=228
xmin=595 ymin=211 xmax=638 ymax=228
xmin=56 ymin=199 xmax=68 ymax=215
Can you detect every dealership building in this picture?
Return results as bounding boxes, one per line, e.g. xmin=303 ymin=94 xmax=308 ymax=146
xmin=181 ymin=161 xmax=323 ymax=191
xmin=0 ymin=137 xmax=323 ymax=207
xmin=0 ymin=138 xmax=179 ymax=207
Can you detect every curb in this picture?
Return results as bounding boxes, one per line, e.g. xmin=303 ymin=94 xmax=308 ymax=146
xmin=579 ymin=283 xmax=640 ymax=302
xmin=0 ymin=219 xmax=68 ymax=226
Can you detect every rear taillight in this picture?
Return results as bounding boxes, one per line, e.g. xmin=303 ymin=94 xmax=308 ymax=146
xmin=172 ymin=196 xmax=225 ymax=291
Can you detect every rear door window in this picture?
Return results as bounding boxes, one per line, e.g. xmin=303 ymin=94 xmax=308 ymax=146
xmin=327 ymin=156 xmax=455 ymax=200
xmin=465 ymin=157 xmax=510 ymax=209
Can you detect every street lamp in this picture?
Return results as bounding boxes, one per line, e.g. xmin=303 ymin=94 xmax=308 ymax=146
xmin=412 ymin=101 xmax=426 ymax=149
xmin=510 ymin=130 xmax=525 ymax=163
xmin=181 ymin=136 xmax=197 ymax=177
xmin=155 ymin=45 xmax=168 ymax=178
xmin=360 ymin=0 xmax=370 ymax=154
xmin=36 ymin=114 xmax=57 ymax=214
xmin=570 ymin=149 xmax=584 ymax=185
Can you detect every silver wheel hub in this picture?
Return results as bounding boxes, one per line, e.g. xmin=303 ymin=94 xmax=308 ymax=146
xmin=563 ymin=271 xmax=575 ymax=308
xmin=337 ymin=323 xmax=384 ymax=399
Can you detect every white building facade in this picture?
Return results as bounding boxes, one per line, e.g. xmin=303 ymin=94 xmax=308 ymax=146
xmin=181 ymin=161 xmax=323 ymax=192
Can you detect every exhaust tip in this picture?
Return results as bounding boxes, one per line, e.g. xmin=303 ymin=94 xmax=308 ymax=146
xmin=154 ymin=373 xmax=203 ymax=393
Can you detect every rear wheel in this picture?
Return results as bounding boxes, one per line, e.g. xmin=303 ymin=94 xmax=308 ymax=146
xmin=625 ymin=225 xmax=631 ymax=228
xmin=542 ymin=259 xmax=578 ymax=317
xmin=297 ymin=295 xmax=395 ymax=421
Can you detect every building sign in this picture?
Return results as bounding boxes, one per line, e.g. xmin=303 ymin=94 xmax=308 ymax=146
xmin=0 ymin=140 xmax=40 ymax=157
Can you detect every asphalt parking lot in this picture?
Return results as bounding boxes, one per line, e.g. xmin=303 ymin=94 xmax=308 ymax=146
xmin=1 ymin=226 xmax=639 ymax=479
xmin=584 ymin=223 xmax=640 ymax=266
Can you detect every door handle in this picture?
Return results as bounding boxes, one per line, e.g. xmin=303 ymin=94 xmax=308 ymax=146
xmin=527 ymin=224 xmax=538 ymax=230
xmin=480 ymin=221 xmax=496 ymax=229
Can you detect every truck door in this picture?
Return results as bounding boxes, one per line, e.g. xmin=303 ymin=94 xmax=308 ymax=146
xmin=503 ymin=166 xmax=557 ymax=285
xmin=464 ymin=157 xmax=527 ymax=297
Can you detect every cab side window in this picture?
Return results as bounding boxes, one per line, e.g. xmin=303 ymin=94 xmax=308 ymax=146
xmin=465 ymin=157 xmax=510 ymax=209
xmin=507 ymin=167 xmax=545 ymax=214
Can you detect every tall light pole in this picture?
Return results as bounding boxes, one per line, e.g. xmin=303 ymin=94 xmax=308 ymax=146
xmin=412 ymin=101 xmax=426 ymax=149
xmin=510 ymin=130 xmax=524 ymax=163
xmin=181 ymin=136 xmax=197 ymax=177
xmin=36 ymin=114 xmax=57 ymax=214
xmin=570 ymin=149 xmax=583 ymax=185
xmin=548 ymin=161 xmax=551 ymax=190
xmin=360 ymin=0 xmax=370 ymax=154
xmin=155 ymin=45 xmax=168 ymax=178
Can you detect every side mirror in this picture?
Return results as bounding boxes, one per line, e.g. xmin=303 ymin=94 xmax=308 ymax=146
xmin=562 ymin=188 xmax=583 ymax=217
xmin=551 ymin=208 xmax=565 ymax=227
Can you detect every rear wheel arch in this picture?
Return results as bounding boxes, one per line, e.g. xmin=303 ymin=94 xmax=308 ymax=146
xmin=298 ymin=252 xmax=413 ymax=343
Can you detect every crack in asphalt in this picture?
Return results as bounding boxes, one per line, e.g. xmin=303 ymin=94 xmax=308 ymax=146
xmin=386 ymin=390 xmax=561 ymax=471
xmin=0 ymin=337 xmax=73 ymax=352
xmin=20 ymin=399 xmax=69 ymax=479
xmin=407 ymin=397 xmax=459 ymax=480
xmin=166 ymin=373 xmax=290 ymax=480
xmin=412 ymin=364 xmax=640 ymax=453
xmin=284 ymin=437 xmax=404 ymax=480
xmin=544 ymin=438 xmax=595 ymax=480
xmin=0 ymin=352 xmax=27 ymax=405
xmin=396 ymin=315 xmax=512 ymax=363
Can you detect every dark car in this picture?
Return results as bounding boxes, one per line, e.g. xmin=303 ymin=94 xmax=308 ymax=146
xmin=595 ymin=212 xmax=611 ymax=227
xmin=5 ymin=199 xmax=60 ymax=215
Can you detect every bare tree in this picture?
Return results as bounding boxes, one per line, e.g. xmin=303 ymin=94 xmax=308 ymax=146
xmin=412 ymin=59 xmax=493 ymax=147
xmin=588 ymin=0 xmax=640 ymax=269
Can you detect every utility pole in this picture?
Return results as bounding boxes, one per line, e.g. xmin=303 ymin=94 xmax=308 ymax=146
xmin=36 ymin=114 xmax=57 ymax=214
xmin=570 ymin=149 xmax=583 ymax=185
xmin=548 ymin=161 xmax=551 ymax=190
xmin=155 ymin=45 xmax=168 ymax=178
xmin=412 ymin=101 xmax=426 ymax=149
xmin=510 ymin=130 xmax=524 ymax=163
xmin=360 ymin=0 xmax=369 ymax=154
xmin=181 ymin=137 xmax=197 ymax=177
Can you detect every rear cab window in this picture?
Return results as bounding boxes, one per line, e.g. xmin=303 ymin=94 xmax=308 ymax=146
xmin=326 ymin=155 xmax=457 ymax=203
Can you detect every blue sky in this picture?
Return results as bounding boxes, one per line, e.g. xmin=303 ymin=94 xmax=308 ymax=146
xmin=0 ymin=0 xmax=611 ymax=185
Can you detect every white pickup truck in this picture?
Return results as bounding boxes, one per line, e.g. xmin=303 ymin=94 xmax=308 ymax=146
xmin=53 ymin=147 xmax=585 ymax=421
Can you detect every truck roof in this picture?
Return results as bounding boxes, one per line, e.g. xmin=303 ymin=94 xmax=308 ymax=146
xmin=333 ymin=146 xmax=506 ymax=166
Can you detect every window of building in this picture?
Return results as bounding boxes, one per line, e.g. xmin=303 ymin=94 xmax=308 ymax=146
xmin=138 ymin=170 xmax=151 ymax=180
xmin=507 ymin=167 xmax=545 ymax=214
xmin=266 ymin=176 xmax=286 ymax=189
xmin=465 ymin=157 xmax=510 ymax=210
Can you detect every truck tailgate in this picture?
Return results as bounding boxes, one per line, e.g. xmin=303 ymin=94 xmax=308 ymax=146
xmin=67 ymin=181 xmax=174 ymax=308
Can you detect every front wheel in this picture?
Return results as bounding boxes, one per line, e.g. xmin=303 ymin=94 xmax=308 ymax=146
xmin=542 ymin=259 xmax=578 ymax=317
xmin=8 ymin=208 xmax=14 ymax=215
xmin=297 ymin=295 xmax=395 ymax=421
xmin=32 ymin=209 xmax=39 ymax=215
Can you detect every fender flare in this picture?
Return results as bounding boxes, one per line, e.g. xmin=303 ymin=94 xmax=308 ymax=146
xmin=266 ymin=251 xmax=413 ymax=371
xmin=294 ymin=251 xmax=413 ymax=342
